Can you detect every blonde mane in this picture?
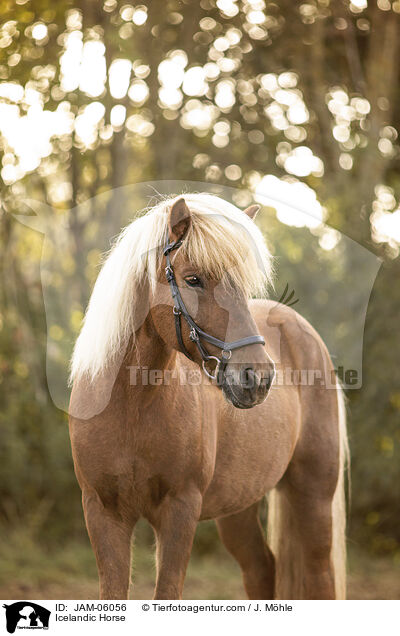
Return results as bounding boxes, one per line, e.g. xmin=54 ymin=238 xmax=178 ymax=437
xmin=69 ymin=193 xmax=273 ymax=383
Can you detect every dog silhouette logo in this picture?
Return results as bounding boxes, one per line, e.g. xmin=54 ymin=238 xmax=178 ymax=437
xmin=3 ymin=602 xmax=50 ymax=633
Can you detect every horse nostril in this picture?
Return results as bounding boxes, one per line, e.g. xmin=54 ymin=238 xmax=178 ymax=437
xmin=242 ymin=367 xmax=257 ymax=390
xmin=238 ymin=365 xmax=274 ymax=399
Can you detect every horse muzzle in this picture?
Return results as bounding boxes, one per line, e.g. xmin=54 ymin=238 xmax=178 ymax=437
xmin=221 ymin=361 xmax=275 ymax=409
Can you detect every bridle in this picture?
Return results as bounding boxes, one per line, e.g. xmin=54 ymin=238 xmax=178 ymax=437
xmin=163 ymin=233 xmax=266 ymax=381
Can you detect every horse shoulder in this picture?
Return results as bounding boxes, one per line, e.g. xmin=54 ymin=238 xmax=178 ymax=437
xmin=249 ymin=298 xmax=333 ymax=372
xmin=250 ymin=296 xmax=338 ymax=455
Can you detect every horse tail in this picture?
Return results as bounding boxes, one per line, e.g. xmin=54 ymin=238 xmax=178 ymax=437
xmin=267 ymin=383 xmax=349 ymax=599
xmin=330 ymin=383 xmax=349 ymax=599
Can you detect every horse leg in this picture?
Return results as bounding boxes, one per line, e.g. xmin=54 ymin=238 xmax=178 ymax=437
xmin=152 ymin=487 xmax=202 ymax=599
xmin=269 ymin=430 xmax=341 ymax=600
xmin=216 ymin=501 xmax=275 ymax=599
xmin=272 ymin=479 xmax=336 ymax=599
xmin=83 ymin=490 xmax=137 ymax=599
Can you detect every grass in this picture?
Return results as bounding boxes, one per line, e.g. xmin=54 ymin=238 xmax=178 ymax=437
xmin=0 ymin=521 xmax=399 ymax=600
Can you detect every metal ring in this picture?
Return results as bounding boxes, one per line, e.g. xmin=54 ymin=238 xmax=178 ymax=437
xmin=221 ymin=349 xmax=232 ymax=360
xmin=202 ymin=357 xmax=220 ymax=380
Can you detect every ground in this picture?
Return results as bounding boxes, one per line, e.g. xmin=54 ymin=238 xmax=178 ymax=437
xmin=0 ymin=523 xmax=399 ymax=600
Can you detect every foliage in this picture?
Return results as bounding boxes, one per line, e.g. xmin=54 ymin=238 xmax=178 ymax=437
xmin=0 ymin=0 xmax=399 ymax=561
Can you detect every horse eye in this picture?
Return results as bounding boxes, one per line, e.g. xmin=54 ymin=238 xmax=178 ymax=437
xmin=184 ymin=275 xmax=203 ymax=288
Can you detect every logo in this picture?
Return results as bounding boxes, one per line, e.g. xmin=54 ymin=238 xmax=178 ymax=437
xmin=3 ymin=602 xmax=50 ymax=634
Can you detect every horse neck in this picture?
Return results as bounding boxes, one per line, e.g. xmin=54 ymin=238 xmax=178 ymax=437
xmin=124 ymin=313 xmax=177 ymax=388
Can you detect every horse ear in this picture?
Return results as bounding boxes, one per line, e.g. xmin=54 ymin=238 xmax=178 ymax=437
xmin=168 ymin=198 xmax=191 ymax=243
xmin=243 ymin=204 xmax=260 ymax=220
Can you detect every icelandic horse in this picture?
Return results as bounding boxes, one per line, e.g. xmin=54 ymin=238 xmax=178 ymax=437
xmin=69 ymin=193 xmax=348 ymax=600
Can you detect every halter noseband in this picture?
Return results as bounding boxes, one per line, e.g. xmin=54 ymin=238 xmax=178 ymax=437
xmin=163 ymin=234 xmax=265 ymax=381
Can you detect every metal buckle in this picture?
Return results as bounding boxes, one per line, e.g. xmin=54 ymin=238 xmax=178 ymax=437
xmin=189 ymin=328 xmax=199 ymax=342
xmin=173 ymin=306 xmax=181 ymax=316
xmin=202 ymin=356 xmax=220 ymax=380
xmin=221 ymin=349 xmax=232 ymax=360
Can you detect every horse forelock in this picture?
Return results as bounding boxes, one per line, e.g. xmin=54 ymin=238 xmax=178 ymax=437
xmin=69 ymin=192 xmax=273 ymax=384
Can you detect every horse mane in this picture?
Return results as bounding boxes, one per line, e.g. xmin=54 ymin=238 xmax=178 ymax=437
xmin=69 ymin=192 xmax=273 ymax=384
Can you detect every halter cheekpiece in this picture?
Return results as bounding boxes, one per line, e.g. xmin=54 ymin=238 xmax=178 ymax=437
xmin=163 ymin=233 xmax=265 ymax=381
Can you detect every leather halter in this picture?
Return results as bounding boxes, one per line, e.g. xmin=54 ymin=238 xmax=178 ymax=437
xmin=163 ymin=234 xmax=266 ymax=381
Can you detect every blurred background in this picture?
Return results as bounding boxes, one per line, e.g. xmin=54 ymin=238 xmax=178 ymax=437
xmin=0 ymin=0 xmax=400 ymax=599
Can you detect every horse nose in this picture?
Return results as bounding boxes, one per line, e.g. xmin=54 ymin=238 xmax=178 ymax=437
xmin=241 ymin=364 xmax=274 ymax=401
xmin=221 ymin=358 xmax=275 ymax=409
